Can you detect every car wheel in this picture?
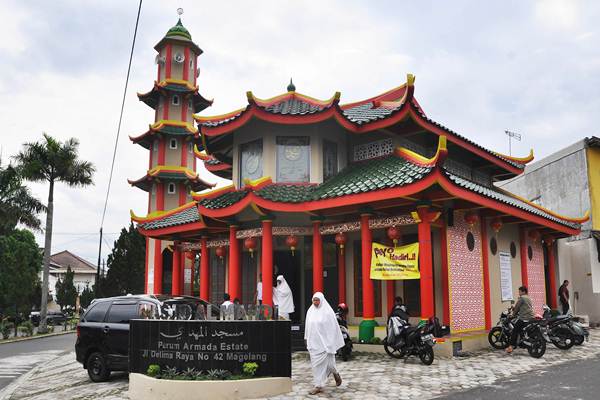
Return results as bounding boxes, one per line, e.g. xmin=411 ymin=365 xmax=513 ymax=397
xmin=87 ymin=352 xmax=111 ymax=382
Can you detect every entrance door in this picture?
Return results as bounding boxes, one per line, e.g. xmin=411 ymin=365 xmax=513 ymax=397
xmin=241 ymin=252 xmax=257 ymax=305
xmin=274 ymin=250 xmax=301 ymax=322
xmin=162 ymin=249 xmax=173 ymax=295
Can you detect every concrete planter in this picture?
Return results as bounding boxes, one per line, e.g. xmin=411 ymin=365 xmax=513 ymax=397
xmin=129 ymin=373 xmax=293 ymax=400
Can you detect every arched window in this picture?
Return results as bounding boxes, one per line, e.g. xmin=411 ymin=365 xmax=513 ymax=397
xmin=172 ymin=95 xmax=180 ymax=106
xmin=170 ymin=139 xmax=178 ymax=149
xmin=167 ymin=183 xmax=176 ymax=194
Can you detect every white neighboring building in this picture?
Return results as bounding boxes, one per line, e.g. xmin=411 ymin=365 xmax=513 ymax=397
xmin=43 ymin=250 xmax=97 ymax=311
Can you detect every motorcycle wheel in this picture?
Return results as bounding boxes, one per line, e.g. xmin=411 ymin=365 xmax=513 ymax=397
xmin=573 ymin=335 xmax=584 ymax=346
xmin=527 ymin=336 xmax=546 ymax=358
xmin=550 ymin=327 xmax=574 ymax=350
xmin=488 ymin=327 xmax=509 ymax=350
xmin=383 ymin=339 xmax=404 ymax=359
xmin=419 ymin=346 xmax=434 ymax=365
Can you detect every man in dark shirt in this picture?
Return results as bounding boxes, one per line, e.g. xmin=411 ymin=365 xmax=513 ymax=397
xmin=558 ymin=280 xmax=570 ymax=315
xmin=389 ymin=296 xmax=409 ymax=321
xmin=506 ymin=286 xmax=535 ymax=354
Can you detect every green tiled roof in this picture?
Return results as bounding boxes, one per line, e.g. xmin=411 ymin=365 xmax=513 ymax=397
xmin=165 ymin=19 xmax=192 ymax=40
xmin=257 ymin=184 xmax=316 ymax=203
xmin=199 ymin=190 xmax=248 ymax=209
xmin=140 ymin=206 xmax=200 ymax=230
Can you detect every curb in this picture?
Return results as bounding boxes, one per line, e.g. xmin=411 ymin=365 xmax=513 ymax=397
xmin=0 ymin=330 xmax=75 ymax=346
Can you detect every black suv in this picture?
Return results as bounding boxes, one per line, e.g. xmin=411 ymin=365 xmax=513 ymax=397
xmin=75 ymin=295 xmax=215 ymax=382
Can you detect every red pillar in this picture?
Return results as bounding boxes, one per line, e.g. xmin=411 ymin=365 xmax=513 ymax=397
xmin=481 ymin=217 xmax=492 ymax=330
xmin=312 ymin=221 xmax=324 ymax=294
xmin=338 ymin=246 xmax=346 ymax=304
xmin=200 ymin=237 xmax=210 ymax=301
xmin=144 ymin=237 xmax=150 ymax=293
xmin=417 ymin=206 xmax=436 ymax=319
xmin=545 ymin=237 xmax=558 ymax=309
xmin=261 ymin=220 xmax=273 ymax=307
xmin=189 ymin=252 xmax=196 ymax=296
xmin=520 ymin=227 xmax=529 ymax=287
xmin=440 ymin=223 xmax=450 ymax=326
xmin=179 ymin=251 xmax=185 ymax=293
xmin=360 ymin=214 xmax=375 ymax=319
xmin=153 ymin=239 xmax=163 ymax=294
xmin=228 ymin=225 xmax=241 ymax=300
xmin=172 ymin=246 xmax=181 ymax=295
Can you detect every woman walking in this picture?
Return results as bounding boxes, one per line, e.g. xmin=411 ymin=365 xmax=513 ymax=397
xmin=304 ymin=292 xmax=344 ymax=395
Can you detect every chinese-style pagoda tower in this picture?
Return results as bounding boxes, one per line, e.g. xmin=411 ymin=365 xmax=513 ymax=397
xmin=129 ymin=18 xmax=214 ymax=295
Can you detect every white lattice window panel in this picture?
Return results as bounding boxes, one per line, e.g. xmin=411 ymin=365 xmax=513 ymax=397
xmin=353 ymin=138 xmax=394 ymax=161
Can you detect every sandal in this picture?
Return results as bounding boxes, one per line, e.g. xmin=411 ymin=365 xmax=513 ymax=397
xmin=333 ymin=372 xmax=342 ymax=387
xmin=309 ymin=387 xmax=322 ymax=395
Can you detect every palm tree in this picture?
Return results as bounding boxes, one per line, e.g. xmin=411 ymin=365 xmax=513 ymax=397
xmin=15 ymin=134 xmax=95 ymax=333
xmin=0 ymin=160 xmax=46 ymax=235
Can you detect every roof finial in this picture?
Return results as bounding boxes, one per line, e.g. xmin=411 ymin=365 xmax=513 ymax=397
xmin=287 ymin=78 xmax=296 ymax=92
xmin=176 ymin=8 xmax=184 ymax=24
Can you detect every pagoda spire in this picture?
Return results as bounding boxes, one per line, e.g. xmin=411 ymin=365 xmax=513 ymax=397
xmin=287 ymin=78 xmax=296 ymax=92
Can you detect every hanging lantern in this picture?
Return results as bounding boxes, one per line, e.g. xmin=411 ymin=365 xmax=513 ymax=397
xmin=528 ymin=230 xmax=540 ymax=242
xmin=244 ymin=237 xmax=257 ymax=258
xmin=386 ymin=226 xmax=401 ymax=247
xmin=543 ymin=235 xmax=555 ymax=247
xmin=464 ymin=212 xmax=479 ymax=228
xmin=335 ymin=232 xmax=347 ymax=254
xmin=285 ymin=234 xmax=298 ymax=256
xmin=491 ymin=217 xmax=503 ymax=234
xmin=215 ymin=245 xmax=226 ymax=259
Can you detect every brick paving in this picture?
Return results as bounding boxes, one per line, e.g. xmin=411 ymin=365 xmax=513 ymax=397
xmin=2 ymin=331 xmax=598 ymax=400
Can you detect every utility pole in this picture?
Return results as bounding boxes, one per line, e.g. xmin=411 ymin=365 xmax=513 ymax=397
xmin=95 ymin=227 xmax=102 ymax=296
xmin=504 ymin=130 xmax=522 ymax=156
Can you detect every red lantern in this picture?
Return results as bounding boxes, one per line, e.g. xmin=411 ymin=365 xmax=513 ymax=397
xmin=464 ymin=212 xmax=479 ymax=228
xmin=285 ymin=235 xmax=299 ymax=256
xmin=491 ymin=218 xmax=503 ymax=234
xmin=528 ymin=230 xmax=540 ymax=242
xmin=543 ymin=235 xmax=555 ymax=246
xmin=387 ymin=226 xmax=401 ymax=247
xmin=215 ymin=245 xmax=226 ymax=259
xmin=335 ymin=232 xmax=347 ymax=254
xmin=244 ymin=237 xmax=257 ymax=258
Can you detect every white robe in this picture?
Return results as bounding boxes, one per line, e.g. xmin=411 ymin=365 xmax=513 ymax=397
xmin=273 ymin=275 xmax=295 ymax=317
xmin=304 ymin=292 xmax=344 ymax=387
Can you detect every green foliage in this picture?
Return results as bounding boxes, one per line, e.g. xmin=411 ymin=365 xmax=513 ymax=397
xmin=206 ymin=369 xmax=232 ymax=380
xmin=17 ymin=321 xmax=34 ymax=337
xmin=242 ymin=362 xmax=258 ymax=376
xmin=370 ymin=336 xmax=382 ymax=345
xmin=101 ymin=223 xmax=146 ymax=297
xmin=146 ymin=364 xmax=160 ymax=377
xmin=0 ymin=319 xmax=14 ymax=339
xmin=55 ymin=266 xmax=78 ymax=311
xmin=0 ymin=162 xmax=45 ymax=235
xmin=79 ymin=284 xmax=95 ymax=309
xmin=0 ymin=230 xmax=43 ymax=316
xmin=162 ymin=366 xmax=179 ymax=379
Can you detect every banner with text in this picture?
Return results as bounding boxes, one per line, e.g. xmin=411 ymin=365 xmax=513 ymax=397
xmin=370 ymin=242 xmax=420 ymax=280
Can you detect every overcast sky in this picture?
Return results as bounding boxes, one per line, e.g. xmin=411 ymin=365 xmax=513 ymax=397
xmin=1 ymin=0 xmax=598 ymax=265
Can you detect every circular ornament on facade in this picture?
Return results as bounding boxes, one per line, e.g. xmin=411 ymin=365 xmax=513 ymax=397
xmin=466 ymin=232 xmax=475 ymax=251
xmin=284 ymin=145 xmax=302 ymax=161
xmin=245 ymin=155 xmax=259 ymax=174
xmin=510 ymin=242 xmax=517 ymax=258
xmin=174 ymin=52 xmax=185 ymax=63
xmin=490 ymin=237 xmax=498 ymax=255
xmin=528 ymin=245 xmax=533 ymax=261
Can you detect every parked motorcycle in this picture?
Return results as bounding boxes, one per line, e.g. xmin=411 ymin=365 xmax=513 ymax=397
xmin=540 ymin=305 xmax=575 ymax=350
xmin=488 ymin=305 xmax=546 ymax=358
xmin=336 ymin=303 xmax=353 ymax=361
xmin=383 ymin=316 xmax=447 ymax=365
xmin=559 ymin=309 xmax=590 ymax=345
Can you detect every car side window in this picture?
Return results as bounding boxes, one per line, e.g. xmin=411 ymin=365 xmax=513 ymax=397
xmin=84 ymin=301 xmax=111 ymax=322
xmin=106 ymin=303 xmax=139 ymax=324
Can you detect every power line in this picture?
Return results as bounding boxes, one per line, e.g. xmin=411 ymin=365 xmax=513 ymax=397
xmin=97 ymin=0 xmax=143 ymax=294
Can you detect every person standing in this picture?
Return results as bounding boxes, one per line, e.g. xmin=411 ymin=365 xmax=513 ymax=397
xmin=273 ymin=275 xmax=295 ymax=319
xmin=304 ymin=292 xmax=344 ymax=395
xmin=558 ymin=280 xmax=570 ymax=315
xmin=254 ymin=273 xmax=263 ymax=305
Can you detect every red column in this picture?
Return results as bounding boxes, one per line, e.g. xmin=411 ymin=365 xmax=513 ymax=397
xmin=545 ymin=237 xmax=558 ymax=309
xmin=417 ymin=206 xmax=436 ymax=319
xmin=144 ymin=237 xmax=150 ymax=293
xmin=360 ymin=214 xmax=375 ymax=320
xmin=520 ymin=227 xmax=529 ymax=287
xmin=190 ymin=251 xmax=196 ymax=296
xmin=338 ymin=246 xmax=346 ymax=304
xmin=200 ymin=238 xmax=210 ymax=301
xmin=481 ymin=217 xmax=492 ymax=330
xmin=312 ymin=221 xmax=324 ymax=294
xmin=172 ymin=246 xmax=181 ymax=295
xmin=179 ymin=251 xmax=185 ymax=292
xmin=440 ymin=223 xmax=450 ymax=326
xmin=386 ymin=281 xmax=395 ymax=315
xmin=228 ymin=226 xmax=241 ymax=300
xmin=153 ymin=239 xmax=163 ymax=294
xmin=261 ymin=220 xmax=273 ymax=307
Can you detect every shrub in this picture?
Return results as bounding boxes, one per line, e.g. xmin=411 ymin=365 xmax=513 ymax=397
xmin=181 ymin=367 xmax=203 ymax=380
xmin=67 ymin=318 xmax=79 ymax=330
xmin=18 ymin=321 xmax=34 ymax=337
xmin=162 ymin=366 xmax=179 ymax=379
xmin=370 ymin=336 xmax=382 ymax=345
xmin=206 ymin=369 xmax=231 ymax=380
xmin=147 ymin=364 xmax=160 ymax=378
xmin=0 ymin=320 xmax=14 ymax=339
xmin=242 ymin=362 xmax=258 ymax=376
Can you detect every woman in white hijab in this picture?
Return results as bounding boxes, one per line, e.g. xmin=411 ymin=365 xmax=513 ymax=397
xmin=273 ymin=275 xmax=295 ymax=319
xmin=304 ymin=292 xmax=344 ymax=395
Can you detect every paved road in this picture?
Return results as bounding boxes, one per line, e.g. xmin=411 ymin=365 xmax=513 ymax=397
xmin=0 ymin=333 xmax=75 ymax=390
xmin=438 ymin=353 xmax=600 ymax=400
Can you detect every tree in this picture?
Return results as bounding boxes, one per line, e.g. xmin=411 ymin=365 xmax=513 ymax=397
xmin=55 ymin=266 xmax=78 ymax=312
xmin=80 ymin=284 xmax=95 ymax=310
xmin=104 ymin=223 xmax=146 ymax=296
xmin=14 ymin=133 xmax=95 ymax=333
xmin=0 ymin=230 xmax=43 ymax=317
xmin=0 ymin=161 xmax=45 ymax=236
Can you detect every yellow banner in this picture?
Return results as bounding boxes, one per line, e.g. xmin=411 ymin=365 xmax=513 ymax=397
xmin=370 ymin=242 xmax=420 ymax=280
